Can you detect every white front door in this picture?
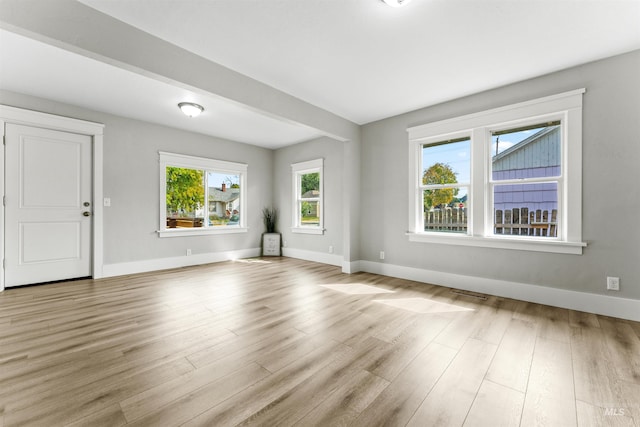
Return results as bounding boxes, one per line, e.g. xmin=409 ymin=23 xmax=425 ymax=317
xmin=4 ymin=123 xmax=93 ymax=287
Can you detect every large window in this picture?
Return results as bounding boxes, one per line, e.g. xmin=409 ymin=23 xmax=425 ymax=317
xmin=291 ymin=158 xmax=324 ymax=234
xmin=159 ymin=152 xmax=247 ymax=237
xmin=408 ymin=89 xmax=586 ymax=254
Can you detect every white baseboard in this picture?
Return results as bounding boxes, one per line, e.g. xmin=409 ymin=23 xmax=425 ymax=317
xmin=342 ymin=260 xmax=361 ymax=274
xmin=358 ymin=260 xmax=640 ymax=322
xmin=282 ymin=247 xmax=343 ymax=267
xmin=102 ymin=247 xmax=261 ymax=278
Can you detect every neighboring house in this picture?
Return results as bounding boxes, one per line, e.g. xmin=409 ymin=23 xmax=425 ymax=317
xmin=301 ymin=189 xmax=319 ymax=217
xmin=208 ymin=183 xmax=241 ymax=217
xmin=492 ymin=125 xmax=560 ymax=213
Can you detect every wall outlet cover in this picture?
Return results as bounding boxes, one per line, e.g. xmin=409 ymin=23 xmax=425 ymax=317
xmin=606 ymin=276 xmax=620 ymax=291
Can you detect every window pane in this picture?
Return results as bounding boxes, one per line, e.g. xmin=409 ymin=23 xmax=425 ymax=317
xmin=300 ymin=201 xmax=320 ymax=226
xmin=424 ymin=187 xmax=468 ymax=233
xmin=423 ymin=187 xmax=468 ymax=211
xmin=492 ymin=124 xmax=561 ymax=181
xmin=208 ymin=172 xmax=241 ymax=226
xmin=422 ymin=139 xmax=470 ymax=186
xmin=300 ymin=172 xmax=320 ymax=198
xmin=493 ymin=182 xmax=558 ymax=237
xmin=166 ymin=167 xmax=204 ymax=228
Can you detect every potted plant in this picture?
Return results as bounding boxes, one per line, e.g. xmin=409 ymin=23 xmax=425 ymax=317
xmin=261 ymin=207 xmax=281 ymax=256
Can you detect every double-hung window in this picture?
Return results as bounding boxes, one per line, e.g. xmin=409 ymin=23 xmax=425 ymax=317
xmin=159 ymin=152 xmax=247 ymax=237
xmin=490 ymin=121 xmax=562 ymax=238
xmin=292 ymin=158 xmax=324 ymax=234
xmin=408 ymin=89 xmax=586 ymax=254
xmin=421 ymin=136 xmax=471 ymax=234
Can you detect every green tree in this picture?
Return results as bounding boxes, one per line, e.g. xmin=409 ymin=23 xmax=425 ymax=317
xmin=422 ymin=162 xmax=458 ymax=210
xmin=301 ymin=172 xmax=319 ymax=195
xmin=166 ymin=167 xmax=204 ymax=216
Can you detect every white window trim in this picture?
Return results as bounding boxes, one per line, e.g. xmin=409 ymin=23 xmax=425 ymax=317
xmin=407 ymin=89 xmax=586 ymax=255
xmin=291 ymin=158 xmax=324 ymax=235
xmin=158 ymin=152 xmax=248 ymax=237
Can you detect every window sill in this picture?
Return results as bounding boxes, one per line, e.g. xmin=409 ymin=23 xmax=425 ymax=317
xmin=158 ymin=227 xmax=248 ymax=238
xmin=292 ymin=227 xmax=325 ymax=235
xmin=406 ymin=232 xmax=586 ymax=255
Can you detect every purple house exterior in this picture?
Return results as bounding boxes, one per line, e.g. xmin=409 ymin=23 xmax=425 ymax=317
xmin=492 ymin=126 xmax=560 ymax=213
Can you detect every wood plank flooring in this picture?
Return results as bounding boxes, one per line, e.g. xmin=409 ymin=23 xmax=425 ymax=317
xmin=0 ymin=257 xmax=639 ymax=426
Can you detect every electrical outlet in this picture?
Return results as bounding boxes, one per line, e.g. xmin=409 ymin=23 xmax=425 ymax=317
xmin=606 ymin=276 xmax=620 ymax=291
xmin=186 ymin=249 xmax=192 ymax=256
xmin=103 ymin=197 xmax=111 ymax=207
xmin=329 ymin=245 xmax=334 ymax=254
xmin=379 ymin=251 xmax=385 ymax=260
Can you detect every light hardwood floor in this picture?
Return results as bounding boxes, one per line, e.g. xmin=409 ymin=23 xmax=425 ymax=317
xmin=1 ymin=257 xmax=639 ymax=426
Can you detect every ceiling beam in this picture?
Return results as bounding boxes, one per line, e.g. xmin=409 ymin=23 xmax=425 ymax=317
xmin=0 ymin=0 xmax=359 ymax=142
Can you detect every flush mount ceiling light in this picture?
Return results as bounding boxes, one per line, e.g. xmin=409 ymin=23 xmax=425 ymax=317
xmin=178 ymin=102 xmax=204 ymax=117
xmin=382 ymin=0 xmax=412 ymax=7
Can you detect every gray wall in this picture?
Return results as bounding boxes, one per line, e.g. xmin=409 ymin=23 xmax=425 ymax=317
xmin=274 ymin=137 xmax=344 ymax=257
xmin=360 ymin=50 xmax=640 ymax=300
xmin=3 ymin=49 xmax=638 ymax=301
xmin=0 ymin=0 xmax=363 ymax=265
xmin=0 ymin=90 xmax=273 ymax=265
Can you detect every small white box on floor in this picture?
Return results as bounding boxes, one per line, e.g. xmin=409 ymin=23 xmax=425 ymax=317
xmin=262 ymin=233 xmax=281 ymax=256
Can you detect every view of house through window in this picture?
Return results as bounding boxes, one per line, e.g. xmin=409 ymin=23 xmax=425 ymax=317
xmin=419 ymin=125 xmax=562 ymax=237
xmin=208 ymin=172 xmax=241 ymax=226
xmin=490 ymin=122 xmax=561 ymax=237
xmin=408 ymin=89 xmax=584 ymax=253
xmin=165 ymin=167 xmax=241 ymax=228
xmin=291 ymin=158 xmax=324 ymax=234
xmin=159 ymin=152 xmax=247 ymax=236
xmin=422 ymin=138 xmax=470 ymax=234
xmin=300 ymin=172 xmax=320 ymax=226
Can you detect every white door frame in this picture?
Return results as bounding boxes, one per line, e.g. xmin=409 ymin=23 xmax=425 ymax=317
xmin=0 ymin=105 xmax=104 ymax=291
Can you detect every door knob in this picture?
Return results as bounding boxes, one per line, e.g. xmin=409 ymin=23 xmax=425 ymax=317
xmin=83 ymin=211 xmax=91 ymax=217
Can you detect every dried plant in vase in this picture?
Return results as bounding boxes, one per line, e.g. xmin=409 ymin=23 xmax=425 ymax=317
xmin=262 ymin=207 xmax=278 ymax=233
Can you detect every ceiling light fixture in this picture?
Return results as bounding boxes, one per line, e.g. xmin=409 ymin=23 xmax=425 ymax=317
xmin=178 ymin=102 xmax=204 ymax=117
xmin=382 ymin=0 xmax=412 ymax=7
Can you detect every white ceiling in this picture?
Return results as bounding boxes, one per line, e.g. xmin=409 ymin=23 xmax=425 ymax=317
xmin=0 ymin=29 xmax=323 ymax=149
xmin=2 ymin=0 xmax=640 ymax=148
